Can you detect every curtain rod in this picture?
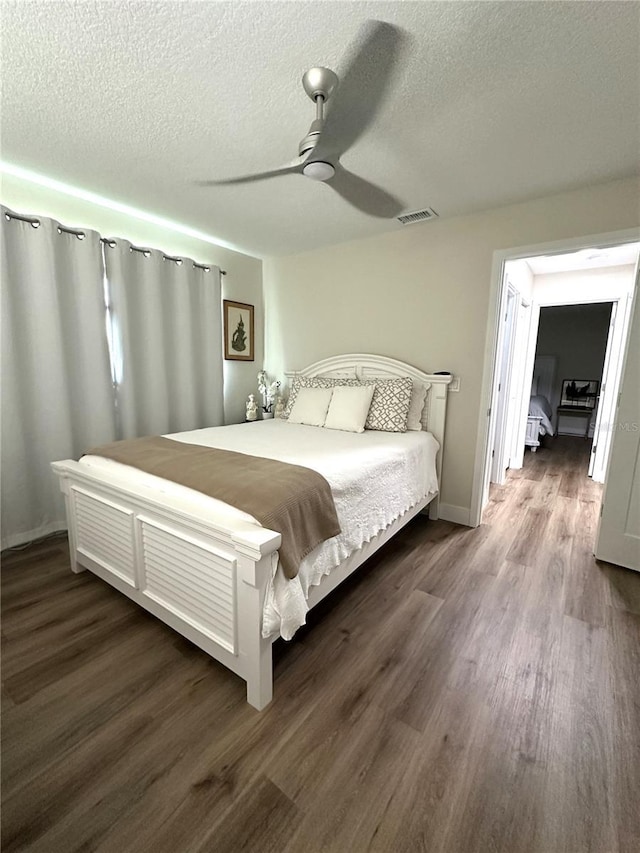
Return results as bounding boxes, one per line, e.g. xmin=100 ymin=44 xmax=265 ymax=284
xmin=3 ymin=210 xmax=227 ymax=274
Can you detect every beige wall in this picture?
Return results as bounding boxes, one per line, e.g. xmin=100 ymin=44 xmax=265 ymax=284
xmin=264 ymin=177 xmax=640 ymax=516
xmin=1 ymin=172 xmax=263 ymax=425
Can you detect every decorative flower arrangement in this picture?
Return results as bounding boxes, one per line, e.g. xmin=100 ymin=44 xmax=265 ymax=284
xmin=257 ymin=370 xmax=281 ymax=414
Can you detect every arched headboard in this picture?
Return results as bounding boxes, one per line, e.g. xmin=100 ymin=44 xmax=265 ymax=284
xmin=285 ymin=353 xmax=452 ymax=489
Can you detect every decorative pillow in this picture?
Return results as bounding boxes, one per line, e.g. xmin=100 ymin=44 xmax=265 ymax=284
xmin=324 ymin=385 xmax=375 ymax=433
xmin=406 ymin=382 xmax=428 ymax=431
xmin=283 ymin=376 xmax=303 ymax=419
xmin=283 ymin=375 xmax=359 ymax=419
xmin=364 ymin=377 xmax=413 ymax=432
xmin=288 ymin=387 xmax=334 ymax=427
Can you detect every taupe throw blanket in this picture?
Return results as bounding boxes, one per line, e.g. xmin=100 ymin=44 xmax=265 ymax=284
xmin=86 ymin=436 xmax=341 ymax=580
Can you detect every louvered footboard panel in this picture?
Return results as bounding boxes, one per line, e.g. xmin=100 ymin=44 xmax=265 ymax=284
xmin=73 ymin=488 xmax=136 ymax=585
xmin=139 ymin=518 xmax=237 ymax=654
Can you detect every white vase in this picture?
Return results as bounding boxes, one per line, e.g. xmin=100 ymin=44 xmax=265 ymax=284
xmin=262 ymin=411 xmax=274 ymax=419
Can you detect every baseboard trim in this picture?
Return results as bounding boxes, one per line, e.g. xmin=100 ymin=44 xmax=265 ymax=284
xmin=438 ymin=504 xmax=472 ymax=527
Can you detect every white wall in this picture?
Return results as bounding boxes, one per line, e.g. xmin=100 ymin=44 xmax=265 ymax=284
xmin=0 ymin=172 xmax=264 ymax=425
xmin=533 ymin=265 xmax=636 ymax=306
xmin=264 ymin=177 xmax=640 ymax=518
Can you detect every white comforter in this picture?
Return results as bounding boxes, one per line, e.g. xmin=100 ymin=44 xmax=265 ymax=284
xmin=529 ymin=395 xmax=554 ymax=437
xmin=80 ymin=420 xmax=439 ymax=640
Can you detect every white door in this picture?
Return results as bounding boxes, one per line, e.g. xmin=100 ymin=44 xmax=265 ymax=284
xmin=511 ymin=305 xmax=541 ymax=470
xmin=589 ymin=295 xmax=633 ymax=482
xmin=595 ymin=264 xmax=640 ymax=571
xmin=506 ymin=299 xmax=531 ymax=467
xmin=491 ymin=287 xmax=518 ymax=484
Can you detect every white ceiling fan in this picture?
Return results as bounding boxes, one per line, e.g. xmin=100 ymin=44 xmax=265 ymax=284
xmin=198 ymin=21 xmax=408 ymax=219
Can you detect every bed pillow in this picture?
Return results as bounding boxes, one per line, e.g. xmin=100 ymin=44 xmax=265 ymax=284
xmin=324 ymin=385 xmax=375 ymax=433
xmin=365 ymin=377 xmax=413 ymax=432
xmin=287 ymin=387 xmax=334 ymax=427
xmin=406 ymin=382 xmax=428 ymax=431
xmin=283 ymin=375 xmax=359 ymax=419
xmin=283 ymin=376 xmax=303 ymax=419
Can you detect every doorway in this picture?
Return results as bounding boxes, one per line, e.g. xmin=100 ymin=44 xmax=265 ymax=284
xmin=474 ymin=234 xmax=639 ymax=532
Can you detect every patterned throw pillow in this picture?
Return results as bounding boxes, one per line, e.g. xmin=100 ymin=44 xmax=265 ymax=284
xmin=283 ymin=374 xmax=412 ymax=431
xmin=282 ymin=375 xmax=359 ymax=419
xmin=364 ymin=377 xmax=413 ymax=432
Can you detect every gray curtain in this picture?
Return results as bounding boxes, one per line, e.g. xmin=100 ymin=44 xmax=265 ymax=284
xmin=103 ymin=240 xmax=224 ymax=438
xmin=1 ymin=209 xmax=117 ymax=549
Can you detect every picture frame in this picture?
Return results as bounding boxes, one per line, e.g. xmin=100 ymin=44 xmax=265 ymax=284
xmin=560 ymin=378 xmax=599 ymax=410
xmin=223 ymin=300 xmax=254 ymax=361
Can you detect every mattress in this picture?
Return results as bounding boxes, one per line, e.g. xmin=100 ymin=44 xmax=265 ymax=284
xmin=80 ymin=419 xmax=440 ymax=640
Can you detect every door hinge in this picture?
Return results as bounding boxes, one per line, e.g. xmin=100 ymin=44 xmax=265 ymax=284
xmin=600 ymin=503 xmax=604 ymax=517
xmin=487 ymin=407 xmax=492 ymax=417
xmin=492 ymin=450 xmax=495 ymax=458
xmin=617 ymin=392 xmax=622 ymax=409
xmin=498 ymin=383 xmax=501 ymax=392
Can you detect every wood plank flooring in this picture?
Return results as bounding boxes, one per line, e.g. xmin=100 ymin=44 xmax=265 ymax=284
xmin=2 ymin=436 xmax=639 ymax=852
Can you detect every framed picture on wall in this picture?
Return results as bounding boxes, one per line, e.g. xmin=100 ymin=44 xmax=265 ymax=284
xmin=560 ymin=378 xmax=599 ymax=409
xmin=223 ymin=300 xmax=254 ymax=361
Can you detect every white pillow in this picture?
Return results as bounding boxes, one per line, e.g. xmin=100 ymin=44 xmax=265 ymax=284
xmin=324 ymin=385 xmax=375 ymax=433
xmin=288 ymin=387 xmax=333 ymax=427
xmin=407 ymin=382 xmax=428 ymax=430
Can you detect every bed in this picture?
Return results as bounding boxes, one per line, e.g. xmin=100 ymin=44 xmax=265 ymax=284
xmin=524 ymin=355 xmax=556 ymax=452
xmin=51 ymin=354 xmax=451 ymax=709
xmin=525 ymin=395 xmax=555 ymax=452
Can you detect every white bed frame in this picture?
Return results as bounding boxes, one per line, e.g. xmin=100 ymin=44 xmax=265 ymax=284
xmin=525 ymin=355 xmax=557 ymax=453
xmin=52 ymin=354 xmax=451 ymax=710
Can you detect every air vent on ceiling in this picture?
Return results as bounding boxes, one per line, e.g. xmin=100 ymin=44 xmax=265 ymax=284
xmin=397 ymin=207 xmax=439 ymax=225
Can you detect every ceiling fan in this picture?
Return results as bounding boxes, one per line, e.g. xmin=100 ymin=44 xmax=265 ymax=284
xmin=198 ymin=21 xmax=407 ymax=218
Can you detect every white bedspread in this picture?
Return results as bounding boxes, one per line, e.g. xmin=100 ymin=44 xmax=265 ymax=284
xmin=80 ymin=420 xmax=439 ymax=640
xmin=529 ymin=395 xmax=554 ymax=437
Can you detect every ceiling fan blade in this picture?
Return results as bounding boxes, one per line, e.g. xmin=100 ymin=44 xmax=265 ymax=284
xmin=312 ymin=20 xmax=408 ymax=164
xmin=327 ymin=164 xmax=404 ymax=218
xmin=197 ymin=159 xmax=303 ymax=186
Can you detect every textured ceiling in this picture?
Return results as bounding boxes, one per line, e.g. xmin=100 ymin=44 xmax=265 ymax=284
xmin=2 ymin=1 xmax=639 ymax=258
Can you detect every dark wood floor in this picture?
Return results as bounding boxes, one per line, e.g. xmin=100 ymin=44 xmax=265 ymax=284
xmin=2 ymin=436 xmax=639 ymax=852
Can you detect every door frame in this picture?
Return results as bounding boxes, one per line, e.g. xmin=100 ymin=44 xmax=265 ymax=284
xmin=589 ymin=293 xmax=634 ymax=482
xmin=470 ymin=227 xmax=640 ymax=527
xmin=490 ymin=283 xmax=518 ymax=484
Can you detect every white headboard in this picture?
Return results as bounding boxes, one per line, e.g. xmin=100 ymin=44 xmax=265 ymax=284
xmin=285 ymin=353 xmax=452 ymax=488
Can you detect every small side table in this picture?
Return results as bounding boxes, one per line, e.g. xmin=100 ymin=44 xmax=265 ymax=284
xmin=556 ymin=405 xmax=593 ymax=439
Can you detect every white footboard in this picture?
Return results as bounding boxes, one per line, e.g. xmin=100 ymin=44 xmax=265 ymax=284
xmin=52 ymin=460 xmax=281 ymax=710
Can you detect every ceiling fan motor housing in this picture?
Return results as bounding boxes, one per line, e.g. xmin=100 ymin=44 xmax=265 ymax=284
xmin=301 ymin=67 xmax=339 ymax=102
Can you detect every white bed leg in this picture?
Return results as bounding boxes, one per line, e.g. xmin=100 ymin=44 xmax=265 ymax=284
xmin=70 ymin=558 xmax=87 ymax=574
xmin=246 ymin=638 xmax=273 ymax=710
xmin=428 ymin=497 xmax=439 ymax=521
xmin=234 ymin=545 xmax=279 ymax=711
xmin=59 ymin=482 xmax=86 ymax=573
